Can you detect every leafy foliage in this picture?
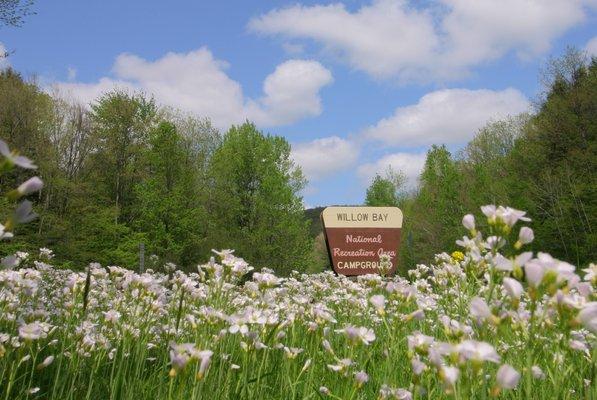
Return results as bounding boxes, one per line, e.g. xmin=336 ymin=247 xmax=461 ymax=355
xmin=398 ymin=51 xmax=596 ymax=270
xmin=208 ymin=122 xmax=312 ymax=274
xmin=0 ymin=73 xmax=311 ymax=274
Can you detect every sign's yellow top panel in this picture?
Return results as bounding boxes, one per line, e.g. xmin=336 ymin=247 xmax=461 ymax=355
xmin=321 ymin=206 xmax=403 ymax=228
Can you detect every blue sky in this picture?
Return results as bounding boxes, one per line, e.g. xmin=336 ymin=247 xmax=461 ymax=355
xmin=1 ymin=0 xmax=596 ymax=207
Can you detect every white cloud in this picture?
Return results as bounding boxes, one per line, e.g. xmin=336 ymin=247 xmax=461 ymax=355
xmin=67 ymin=67 xmax=77 ymax=81
xmin=0 ymin=42 xmax=9 ymax=69
xmin=364 ymin=88 xmax=529 ymax=147
xmin=51 ymin=48 xmax=332 ymax=128
xmin=249 ymin=1 xmax=438 ymax=80
xmin=357 ymin=152 xmax=427 ymax=190
xmin=586 ymin=36 xmax=597 ymax=56
xmin=291 ymin=136 xmax=359 ymax=181
xmin=246 ymin=59 xmax=333 ymax=126
xmin=53 ymin=77 xmax=135 ymax=107
xmin=441 ymin=0 xmax=590 ymax=66
xmin=250 ymin=0 xmax=596 ymax=81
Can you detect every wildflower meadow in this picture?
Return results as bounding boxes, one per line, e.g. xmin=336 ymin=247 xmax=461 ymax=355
xmin=0 ymin=16 xmax=596 ymax=398
xmin=1 ymin=201 xmax=596 ymax=398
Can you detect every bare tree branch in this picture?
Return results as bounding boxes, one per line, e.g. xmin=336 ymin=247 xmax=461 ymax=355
xmin=0 ymin=0 xmax=35 ymax=28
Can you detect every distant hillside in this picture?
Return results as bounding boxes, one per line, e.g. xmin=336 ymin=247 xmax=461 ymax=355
xmin=304 ymin=205 xmax=364 ymax=238
xmin=304 ymin=207 xmax=325 ymax=238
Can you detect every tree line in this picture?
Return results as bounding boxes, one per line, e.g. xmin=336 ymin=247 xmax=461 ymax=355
xmin=365 ymin=50 xmax=596 ymax=271
xmin=0 ymin=70 xmax=311 ymax=274
xmin=1 ymin=49 xmax=595 ymax=275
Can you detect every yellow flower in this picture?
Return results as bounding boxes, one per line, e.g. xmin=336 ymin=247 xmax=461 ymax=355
xmin=451 ymin=251 xmax=464 ymax=262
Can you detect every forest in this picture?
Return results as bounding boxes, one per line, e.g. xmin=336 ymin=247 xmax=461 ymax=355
xmin=1 ymin=50 xmax=596 ymax=275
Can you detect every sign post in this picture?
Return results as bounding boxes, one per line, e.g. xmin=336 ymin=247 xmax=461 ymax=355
xmin=321 ymin=206 xmax=403 ymax=276
xmin=139 ymin=242 xmax=145 ymax=273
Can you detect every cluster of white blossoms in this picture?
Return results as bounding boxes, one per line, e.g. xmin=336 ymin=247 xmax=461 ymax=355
xmin=0 ymin=206 xmax=595 ymax=399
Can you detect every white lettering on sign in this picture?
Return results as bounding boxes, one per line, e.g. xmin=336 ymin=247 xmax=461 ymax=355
xmin=333 ymin=248 xmax=376 ymax=257
xmin=335 ymin=213 xmax=389 ymax=222
xmin=345 ymin=234 xmax=382 ymax=244
xmin=377 ymin=248 xmax=396 ymax=257
xmin=322 ymin=207 xmax=403 ymax=228
xmin=336 ymin=261 xmax=394 ymax=269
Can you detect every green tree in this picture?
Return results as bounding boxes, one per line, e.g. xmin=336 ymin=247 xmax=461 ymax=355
xmin=507 ymin=52 xmax=596 ymax=264
xmin=365 ymin=167 xmax=406 ymax=207
xmin=456 ymin=115 xmax=529 ymax=211
xmin=89 ymin=90 xmax=157 ymax=223
xmin=402 ymin=145 xmax=463 ymax=268
xmin=55 ymin=204 xmax=146 ymax=268
xmin=208 ymin=122 xmax=311 ymax=274
xmin=133 ymin=121 xmax=210 ymax=268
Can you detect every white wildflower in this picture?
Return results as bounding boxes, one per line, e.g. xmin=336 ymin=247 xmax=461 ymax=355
xmin=502 ymin=277 xmax=523 ymax=300
xmin=411 ymin=358 xmax=426 ymax=375
xmin=196 ymin=350 xmax=213 ymax=380
xmin=462 ymin=214 xmax=475 ymax=231
xmin=16 ymin=177 xmax=43 ymax=197
xmin=532 ymin=366 xmax=545 ymax=380
xmin=517 ymin=227 xmax=534 ymax=246
xmin=301 ymin=358 xmax=311 ymax=373
xmin=354 ymin=370 xmax=369 ymax=387
xmin=370 ymin=294 xmax=386 ymax=315
xmin=19 ymin=322 xmax=43 ymax=341
xmin=569 ymin=339 xmax=589 ymax=353
xmin=481 ymin=205 xmax=530 ymax=227
xmin=37 ymin=355 xmax=54 ymax=369
xmin=469 ymin=297 xmax=492 ymax=323
xmin=253 ymin=271 xmax=280 ymax=288
xmin=458 ymin=340 xmax=500 ymax=363
xmin=407 ymin=332 xmax=434 ymax=353
xmin=379 ymin=386 xmax=412 ymax=400
xmin=319 ymin=386 xmax=330 ymax=395
xmin=336 ymin=325 xmax=376 ymax=345
xmin=440 ymin=365 xmax=460 ymax=387
xmin=327 ymin=358 xmax=353 ymax=373
xmin=495 ymin=252 xmax=532 ymax=272
xmin=524 ymin=260 xmax=545 ymax=288
xmin=39 ymin=248 xmax=54 ymax=259
xmin=103 ymin=310 xmax=121 ymax=324
xmin=0 ymin=224 xmax=14 ymax=240
xmin=0 ymin=139 xmax=37 ymax=169
xmin=496 ymin=364 xmax=520 ymax=389
xmin=578 ymin=302 xmax=597 ymax=334
xmin=582 ymin=264 xmax=597 ymax=282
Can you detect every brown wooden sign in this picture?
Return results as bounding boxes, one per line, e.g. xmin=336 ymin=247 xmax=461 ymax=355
xmin=321 ymin=206 xmax=403 ymax=276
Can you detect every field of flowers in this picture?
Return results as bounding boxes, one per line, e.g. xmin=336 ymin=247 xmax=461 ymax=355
xmin=0 ymin=205 xmax=596 ymax=399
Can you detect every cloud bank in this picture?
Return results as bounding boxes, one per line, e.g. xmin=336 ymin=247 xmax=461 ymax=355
xmin=291 ymin=136 xmax=359 ymax=181
xmin=52 ymin=48 xmax=333 ymax=129
xmin=363 ymin=88 xmax=529 ymax=147
xmin=250 ymin=0 xmax=596 ymax=81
